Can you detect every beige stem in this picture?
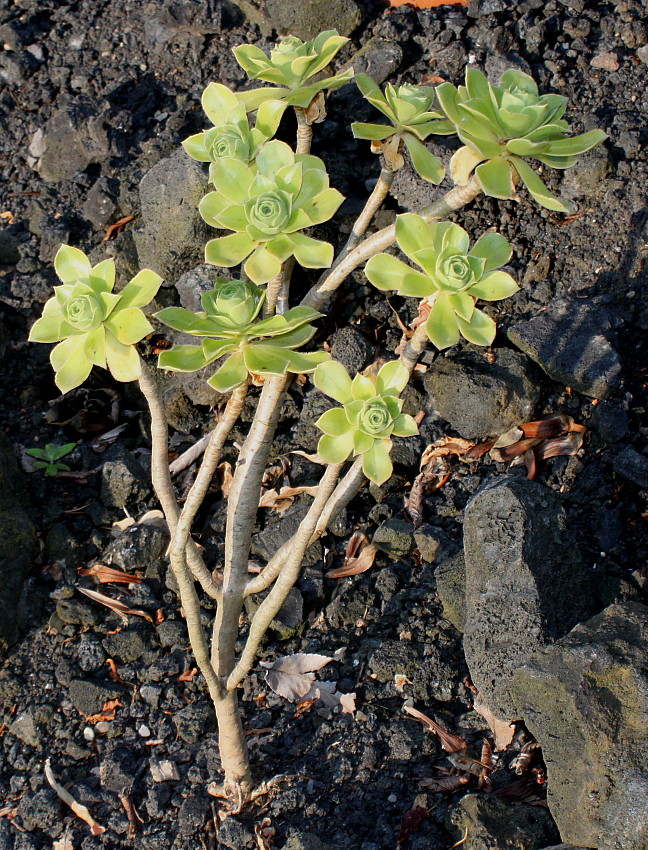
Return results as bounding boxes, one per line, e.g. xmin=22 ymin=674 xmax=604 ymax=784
xmin=336 ymin=168 xmax=395 ymax=263
xmin=227 ymin=462 xmax=343 ymax=690
xmin=214 ymin=689 xmax=253 ymax=798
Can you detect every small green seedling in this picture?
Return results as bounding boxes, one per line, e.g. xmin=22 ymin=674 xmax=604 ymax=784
xmin=314 ymin=359 xmax=418 ymax=485
xmin=26 ymin=442 xmax=76 ymax=476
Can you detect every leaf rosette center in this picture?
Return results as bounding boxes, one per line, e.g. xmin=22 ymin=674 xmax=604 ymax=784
xmin=246 ymin=191 xmax=292 ymax=236
xmin=62 ymin=285 xmax=104 ymax=332
xmin=357 ymin=399 xmax=394 ymax=437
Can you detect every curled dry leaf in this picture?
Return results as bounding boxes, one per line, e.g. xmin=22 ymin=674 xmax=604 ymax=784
xmin=215 ymin=461 xmax=233 ymax=498
xmin=85 ymin=698 xmax=121 ymax=723
xmin=78 ymin=588 xmax=153 ymax=623
xmin=418 ymin=774 xmax=469 ymax=793
xmin=510 ymin=741 xmax=541 ymax=775
xmin=326 ymin=531 xmax=378 ymax=578
xmin=403 ymin=703 xmax=466 ymax=753
xmin=261 ymin=651 xmax=355 ymax=714
xmin=398 ymin=802 xmax=428 ymax=849
xmin=420 ymin=436 xmax=475 ymax=467
xmin=78 ymin=564 xmax=142 ymax=585
xmin=258 ymin=484 xmax=319 ymax=512
xmin=45 ymin=758 xmax=105 ymax=836
xmin=53 ymin=829 xmax=74 ymax=850
xmin=111 ymin=509 xmax=167 ymax=536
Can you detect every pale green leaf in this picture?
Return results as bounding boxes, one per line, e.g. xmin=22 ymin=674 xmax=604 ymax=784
xmin=425 ymin=292 xmax=460 ymax=350
xmin=158 ymin=345 xmax=210 ymax=372
xmin=205 ymin=233 xmax=256 ymax=267
xmin=54 ymin=245 xmax=92 ymax=284
xmin=84 ymin=326 xmax=106 ymax=368
xmin=468 ymin=270 xmax=519 ymax=301
xmin=182 ymin=132 xmax=210 ymax=162
xmin=395 ymin=213 xmax=431 ymax=261
xmin=351 ymin=374 xmax=375 ymax=401
xmin=105 ymin=331 xmax=141 ymax=382
xmin=317 ymin=432 xmax=354 ymax=465
xmin=403 ymin=134 xmax=445 ymax=184
xmin=361 ymin=439 xmax=393 ymax=485
xmin=313 ymin=360 xmax=353 ymax=404
xmin=364 ymin=253 xmax=412 ymax=292
xmin=456 ymin=307 xmax=497 ymax=346
xmin=104 ymin=307 xmax=152 ymax=345
xmin=392 ymin=414 xmax=419 ymax=438
xmin=243 ymin=245 xmax=283 ymax=285
xmin=242 ymin=344 xmax=289 ymax=375
xmin=510 ymin=156 xmax=574 ymax=213
xmin=207 ymin=351 xmax=248 ymax=392
xmin=316 ymin=407 xmax=354 ymax=437
xmin=376 ymin=360 xmax=409 ymax=395
xmin=289 ymin=233 xmax=333 ymax=269
xmin=89 ymin=259 xmax=116 ymax=293
xmin=351 ymin=122 xmax=394 ymax=141
xmin=51 ymin=336 xmax=92 ymax=394
xmin=475 ymin=157 xmax=516 ymax=199
xmin=209 ymin=159 xmax=254 ymax=204
xmin=117 ymin=269 xmax=163 ymax=310
xmin=469 ymin=232 xmax=511 ymax=271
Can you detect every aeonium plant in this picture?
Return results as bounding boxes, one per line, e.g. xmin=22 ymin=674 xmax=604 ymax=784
xmin=233 ymin=30 xmax=353 ymax=111
xmin=365 ymin=213 xmax=518 ymax=350
xmin=352 ymin=74 xmax=455 ymax=182
xmin=182 ymin=82 xmax=285 ymax=182
xmin=199 ymin=140 xmax=344 ymax=284
xmin=313 ymin=359 xmax=418 ymax=484
xmin=28 ymin=245 xmax=162 ymax=392
xmin=156 ymin=278 xmax=328 ymax=391
xmin=436 ymin=68 xmax=607 ymax=212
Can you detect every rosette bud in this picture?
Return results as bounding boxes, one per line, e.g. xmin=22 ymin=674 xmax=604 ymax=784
xmin=365 ymin=214 xmax=519 ymax=350
xmin=313 ymin=360 xmax=419 ymax=485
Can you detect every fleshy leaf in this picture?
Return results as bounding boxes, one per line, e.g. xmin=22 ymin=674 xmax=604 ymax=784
xmin=104 ymin=307 xmax=152 ymax=346
xmin=425 ymin=293 xmax=460 ymax=350
xmin=54 ymin=245 xmax=92 ymax=284
xmin=376 ymin=360 xmax=409 ymax=396
xmin=510 ymin=156 xmax=574 ymax=213
xmin=290 ymin=233 xmax=334 ymax=269
xmin=318 ymin=432 xmax=354 ymax=465
xmin=364 ymin=253 xmax=412 ymax=292
xmin=361 ymin=439 xmax=393 ymax=485
xmin=313 ymin=360 xmax=354 ymax=405
xmin=117 ymin=269 xmax=163 ymax=311
xmin=469 ymin=232 xmax=511 ymax=271
xmin=468 ymin=270 xmax=519 ymax=301
xmin=456 ymin=307 xmax=497 ymax=346
xmin=392 ymin=414 xmax=419 ymax=438
xmin=105 ymin=331 xmax=141 ymax=382
xmin=51 ymin=336 xmax=92 ymax=394
xmin=475 ymin=157 xmax=516 ymax=199
xmin=316 ymin=407 xmax=355 ymax=437
xmin=450 ymin=146 xmax=486 ymax=185
xmin=205 ymin=233 xmax=256 ymax=267
xmin=158 ymin=345 xmax=210 ymax=373
xmin=403 ymin=134 xmax=445 ymax=184
xmin=351 ymin=122 xmax=394 ymax=141
xmin=207 ymin=352 xmax=248 ymax=393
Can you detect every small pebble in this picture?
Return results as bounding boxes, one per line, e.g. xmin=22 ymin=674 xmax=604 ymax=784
xmin=95 ymin=721 xmax=111 ymax=733
xmin=387 ymin=794 xmax=398 ymax=803
xmin=591 ymin=51 xmax=620 ymax=70
xmin=139 ymin=724 xmax=151 ymax=738
xmin=83 ymin=727 xmax=95 ymax=742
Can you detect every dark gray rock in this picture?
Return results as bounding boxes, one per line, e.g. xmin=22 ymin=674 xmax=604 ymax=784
xmin=424 ymin=348 xmax=541 ymax=439
xmin=591 ymin=400 xmax=628 ymax=443
xmin=99 ymin=743 xmax=137 ymax=795
xmin=294 ymin=388 xmax=335 ymax=452
xmin=55 ymin=598 xmax=101 ymax=627
xmin=414 ymin=524 xmax=452 ymax=564
xmin=102 ymin=523 xmax=169 ymax=571
xmin=330 ymin=327 xmax=372 ymax=377
xmin=217 ymin=816 xmax=257 ymax=848
xmin=561 ymin=146 xmax=610 ymax=200
xmin=345 ymin=36 xmax=402 ymax=85
xmin=508 ymin=299 xmax=621 ymax=398
xmin=101 ymin=456 xmax=150 ymax=508
xmin=175 ymin=263 xmax=220 ymax=312
xmin=143 ymin=0 xmax=221 ymax=54
xmin=156 ymin=619 xmax=187 ymax=648
xmin=16 ymin=788 xmax=61 ymax=836
xmin=448 ymin=794 xmax=560 ymax=850
xmin=68 ymin=679 xmax=126 ymax=716
xmin=146 ymin=368 xmax=204 ymax=434
xmin=33 ymin=100 xmax=110 ymax=182
xmin=463 ymin=476 xmax=594 ymax=719
xmin=283 ymin=832 xmax=338 ymax=850
xmin=38 ymin=217 xmax=70 ymax=262
xmin=231 ymin=0 xmax=361 ymax=39
xmin=133 ymin=147 xmax=210 ymax=281
xmin=509 ymin=603 xmax=648 ymax=850
xmin=178 ymin=793 xmax=210 ymax=837
xmin=613 ymin=445 xmax=648 ymax=488
xmin=0 ymin=432 xmax=39 ymax=656
xmin=76 ymin=634 xmax=107 ymax=673
xmin=245 ymin=586 xmax=304 ymax=640
xmin=82 ymin=176 xmax=120 ymax=227
xmin=0 ymin=230 xmax=20 ymax=264
xmin=173 ymin=701 xmax=216 ymax=744
xmin=9 ymin=709 xmax=54 ymax=749
xmin=251 ymin=501 xmax=322 ymax=568
xmin=373 ymin=518 xmax=414 ymax=559
xmin=369 ymin=639 xmax=455 ymax=702
xmin=102 ymin=627 xmax=152 ymax=663
xmin=435 ymin=552 xmax=467 ymax=633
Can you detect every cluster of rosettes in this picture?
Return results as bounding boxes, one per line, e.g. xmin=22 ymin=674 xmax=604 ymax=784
xmin=156 ymin=279 xmax=328 ymax=393
xmin=313 ymin=360 xmax=418 ymax=485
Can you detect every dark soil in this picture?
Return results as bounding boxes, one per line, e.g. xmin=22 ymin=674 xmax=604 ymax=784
xmin=0 ymin=1 xmax=646 ymax=848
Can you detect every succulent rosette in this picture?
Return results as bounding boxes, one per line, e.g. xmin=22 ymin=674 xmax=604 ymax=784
xmin=435 ymin=68 xmax=607 ymax=212
xmin=351 ymin=74 xmax=455 ymax=183
xmin=313 ymin=360 xmax=418 ymax=485
xmin=199 ymin=139 xmax=344 ymax=284
xmin=28 ymin=245 xmax=162 ymax=393
xmin=182 ymin=82 xmax=286 ymax=182
xmin=233 ymin=30 xmax=353 ymax=111
xmin=365 ymin=213 xmax=519 ymax=350
xmin=156 ymin=278 xmax=329 ymax=393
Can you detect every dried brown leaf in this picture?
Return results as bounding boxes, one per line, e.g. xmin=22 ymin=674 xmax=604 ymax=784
xmin=447 ymin=749 xmax=491 ymax=777
xmin=45 ymin=758 xmax=106 ymax=836
xmin=78 ymin=588 xmax=153 ymax=622
xmin=492 ymin=426 xmax=524 ymax=449
xmin=420 ymin=436 xmax=474 ymax=468
xmin=78 ymin=564 xmax=142 ymax=585
xmin=215 ymin=461 xmax=233 ymax=498
xmin=178 ymin=667 xmax=198 ymax=682
xmin=490 ymin=436 xmax=541 ymax=463
xmin=472 ymin=694 xmax=515 ymax=751
xmin=535 ymin=432 xmax=584 ymax=460
xmin=520 ymin=413 xmax=575 ymax=439
xmin=418 ymin=774 xmax=469 ymax=793
xmin=398 ymin=803 xmax=428 ymax=848
xmin=327 ymin=534 xmax=378 ymax=578
xmin=85 ymin=698 xmax=121 ymax=723
xmin=101 ymin=215 xmax=134 ymax=242
xmin=403 ymin=704 xmax=466 ymax=753
xmin=258 ymin=484 xmax=319 ymax=511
